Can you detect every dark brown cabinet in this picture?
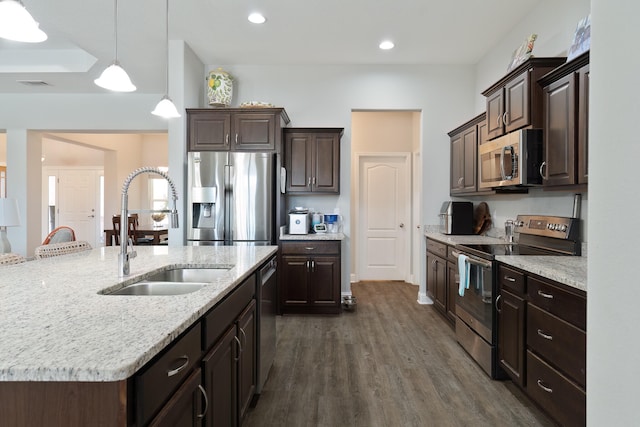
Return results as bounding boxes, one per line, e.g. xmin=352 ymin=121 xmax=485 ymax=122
xmin=284 ymin=128 xmax=343 ymax=194
xmin=280 ymin=240 xmax=342 ymax=314
xmin=203 ymin=325 xmax=237 ymax=427
xmin=427 ymin=251 xmax=447 ymax=314
xmin=539 ymin=52 xmax=589 ymax=188
xmin=149 ymin=369 xmax=204 ymax=427
xmin=482 ymin=57 xmax=566 ymax=140
xmin=449 ymin=113 xmax=483 ymax=195
xmin=426 ymin=238 xmax=458 ymax=326
xmin=187 ymin=108 xmax=290 ymax=152
xmin=497 ymin=265 xmax=526 ymax=387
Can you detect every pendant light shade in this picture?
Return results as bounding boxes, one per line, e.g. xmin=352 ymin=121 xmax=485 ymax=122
xmin=0 ymin=0 xmax=47 ymax=43
xmin=152 ymin=0 xmax=180 ymax=118
xmin=94 ymin=0 xmax=136 ymax=92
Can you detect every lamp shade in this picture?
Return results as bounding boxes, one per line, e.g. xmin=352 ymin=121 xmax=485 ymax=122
xmin=0 ymin=0 xmax=47 ymax=43
xmin=152 ymin=95 xmax=181 ymax=118
xmin=0 ymin=198 xmax=20 ymax=227
xmin=94 ymin=61 xmax=136 ymax=92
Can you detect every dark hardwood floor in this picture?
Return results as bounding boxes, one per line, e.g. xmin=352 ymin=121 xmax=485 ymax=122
xmin=244 ymin=281 xmax=554 ymax=427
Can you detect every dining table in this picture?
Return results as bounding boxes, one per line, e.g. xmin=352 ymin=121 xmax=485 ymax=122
xmin=104 ymin=223 xmax=169 ymax=246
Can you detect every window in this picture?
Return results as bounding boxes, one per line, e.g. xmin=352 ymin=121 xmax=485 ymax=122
xmin=149 ymin=167 xmax=169 ymax=225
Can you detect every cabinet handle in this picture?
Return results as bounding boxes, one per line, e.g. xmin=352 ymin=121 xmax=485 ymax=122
xmin=539 ymin=161 xmax=547 ymax=180
xmin=312 ymin=177 xmax=316 ymax=185
xmin=234 ymin=336 xmax=242 ymax=362
xmin=305 ymin=247 xmax=315 ymax=250
xmin=308 ymin=177 xmax=311 ymax=186
xmin=537 ymin=290 xmax=554 ymax=299
xmin=240 ymin=327 xmax=247 ymax=350
xmin=496 ymin=115 xmax=502 ymax=127
xmin=458 ymin=176 xmax=463 ymax=187
xmin=537 ymin=329 xmax=553 ymax=340
xmin=536 ymin=379 xmax=553 ymax=393
xmin=225 ymin=133 xmax=229 ymax=146
xmin=504 ymin=275 xmax=516 ymax=282
xmin=502 ymin=112 xmax=508 ymax=126
xmin=166 ymin=355 xmax=189 ymax=377
xmin=197 ymin=385 xmax=208 ymax=419
xmin=495 ymin=294 xmax=502 ymax=314
xmin=235 ymin=133 xmax=239 ymax=144
xmin=311 ymin=260 xmax=315 ymax=272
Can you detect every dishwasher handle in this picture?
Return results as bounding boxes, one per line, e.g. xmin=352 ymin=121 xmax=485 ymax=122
xmin=260 ymin=258 xmax=277 ymax=285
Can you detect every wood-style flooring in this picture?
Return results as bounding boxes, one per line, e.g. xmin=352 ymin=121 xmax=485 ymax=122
xmin=244 ymin=281 xmax=554 ymax=427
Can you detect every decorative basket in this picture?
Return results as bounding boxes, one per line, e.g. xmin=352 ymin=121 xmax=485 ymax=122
xmin=207 ymin=68 xmax=233 ymax=107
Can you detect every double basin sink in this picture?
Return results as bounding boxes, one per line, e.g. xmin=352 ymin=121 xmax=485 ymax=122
xmin=101 ymin=267 xmax=231 ymax=296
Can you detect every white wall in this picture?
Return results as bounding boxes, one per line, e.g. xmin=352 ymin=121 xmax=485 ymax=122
xmin=589 ymin=1 xmax=639 ymax=424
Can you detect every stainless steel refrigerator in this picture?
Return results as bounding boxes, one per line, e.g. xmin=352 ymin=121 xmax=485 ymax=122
xmin=187 ymin=151 xmax=275 ymax=245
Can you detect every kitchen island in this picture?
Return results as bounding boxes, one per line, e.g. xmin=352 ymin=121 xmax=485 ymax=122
xmin=0 ymin=245 xmax=277 ymax=426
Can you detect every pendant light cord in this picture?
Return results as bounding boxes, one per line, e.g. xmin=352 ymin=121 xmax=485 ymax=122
xmin=164 ymin=0 xmax=169 ymax=93
xmin=114 ymin=0 xmax=119 ymax=61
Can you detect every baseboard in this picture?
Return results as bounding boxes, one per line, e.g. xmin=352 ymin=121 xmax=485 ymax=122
xmin=350 ymin=273 xmax=357 ymax=283
xmin=417 ymin=292 xmax=433 ymax=305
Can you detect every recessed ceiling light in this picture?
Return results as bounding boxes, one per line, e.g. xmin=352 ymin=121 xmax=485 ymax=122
xmin=248 ymin=13 xmax=266 ymax=24
xmin=379 ymin=40 xmax=395 ymax=50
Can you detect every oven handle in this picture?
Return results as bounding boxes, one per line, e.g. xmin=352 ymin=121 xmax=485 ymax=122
xmin=451 ymin=250 xmax=493 ymax=269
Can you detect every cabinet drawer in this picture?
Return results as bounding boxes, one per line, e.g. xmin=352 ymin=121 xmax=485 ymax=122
xmin=204 ymin=275 xmax=256 ymax=350
xmin=135 ymin=323 xmax=202 ymax=426
xmin=527 ymin=304 xmax=586 ymax=387
xmin=527 ymin=276 xmax=586 ymax=330
xmin=446 ymin=246 xmax=459 ymax=263
xmin=426 ymin=239 xmax=447 ymax=258
xmin=526 ymin=350 xmax=585 ymax=427
xmin=498 ymin=265 xmax=525 ymax=296
xmin=281 ymin=241 xmax=340 ymax=255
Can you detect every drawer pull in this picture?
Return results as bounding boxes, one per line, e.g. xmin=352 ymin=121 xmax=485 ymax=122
xmin=537 ymin=290 xmax=554 ymax=299
xmin=234 ymin=336 xmax=242 ymax=362
xmin=504 ymin=276 xmax=516 ymax=282
xmin=166 ymin=355 xmax=189 ymax=377
xmin=305 ymin=247 xmax=315 ymax=251
xmin=197 ymin=385 xmax=208 ymax=419
xmin=495 ymin=294 xmax=502 ymax=314
xmin=537 ymin=379 xmax=553 ymax=393
xmin=537 ymin=329 xmax=553 ymax=340
xmin=240 ymin=327 xmax=247 ymax=350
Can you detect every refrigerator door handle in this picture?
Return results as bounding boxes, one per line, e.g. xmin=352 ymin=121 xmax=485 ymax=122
xmin=224 ymin=164 xmax=233 ymax=244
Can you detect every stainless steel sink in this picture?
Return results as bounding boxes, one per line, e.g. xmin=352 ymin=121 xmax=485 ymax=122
xmin=102 ymin=267 xmax=231 ymax=296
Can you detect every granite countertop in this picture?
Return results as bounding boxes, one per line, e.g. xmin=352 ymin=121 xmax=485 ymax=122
xmin=280 ymin=232 xmax=345 ymax=241
xmin=0 ymin=245 xmax=277 ymax=382
xmin=425 ymin=230 xmax=587 ymax=292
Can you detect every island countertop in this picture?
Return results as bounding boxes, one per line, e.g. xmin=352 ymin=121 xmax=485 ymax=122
xmin=0 ymin=245 xmax=277 ymax=383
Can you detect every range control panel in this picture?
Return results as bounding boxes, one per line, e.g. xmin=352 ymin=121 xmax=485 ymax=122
xmin=515 ymin=215 xmax=580 ymax=241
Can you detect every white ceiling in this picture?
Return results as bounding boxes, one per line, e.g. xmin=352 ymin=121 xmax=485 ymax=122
xmin=0 ymin=0 xmax=541 ymax=94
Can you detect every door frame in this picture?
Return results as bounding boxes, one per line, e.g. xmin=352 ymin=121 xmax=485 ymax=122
xmin=353 ymin=152 xmax=412 ymax=283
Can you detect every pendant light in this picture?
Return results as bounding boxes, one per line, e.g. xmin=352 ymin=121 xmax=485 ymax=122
xmin=152 ymin=0 xmax=180 ymax=118
xmin=94 ymin=0 xmax=136 ymax=92
xmin=0 ymin=0 xmax=47 ymax=43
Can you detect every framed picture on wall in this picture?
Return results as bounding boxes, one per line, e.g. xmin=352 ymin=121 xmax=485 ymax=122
xmin=567 ymin=14 xmax=591 ymax=61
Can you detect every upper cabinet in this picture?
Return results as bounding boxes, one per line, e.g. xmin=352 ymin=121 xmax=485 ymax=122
xmin=284 ymin=128 xmax=343 ymax=194
xmin=538 ymin=52 xmax=589 ymax=188
xmin=482 ymin=58 xmax=567 ymax=141
xmin=449 ymin=113 xmax=491 ymax=196
xmin=187 ymin=108 xmax=290 ymax=152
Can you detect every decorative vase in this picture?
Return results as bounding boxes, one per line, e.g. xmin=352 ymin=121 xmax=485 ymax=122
xmin=207 ymin=68 xmax=233 ymax=107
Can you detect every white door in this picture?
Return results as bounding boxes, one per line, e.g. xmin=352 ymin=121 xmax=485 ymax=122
xmin=57 ymin=170 xmax=98 ymax=247
xmin=357 ymin=154 xmax=411 ymax=281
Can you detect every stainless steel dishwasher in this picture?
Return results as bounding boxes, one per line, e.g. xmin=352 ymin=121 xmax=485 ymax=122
xmin=256 ymin=256 xmax=277 ymax=396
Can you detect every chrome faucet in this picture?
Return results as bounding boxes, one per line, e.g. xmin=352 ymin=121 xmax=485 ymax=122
xmin=119 ymin=167 xmax=179 ymax=277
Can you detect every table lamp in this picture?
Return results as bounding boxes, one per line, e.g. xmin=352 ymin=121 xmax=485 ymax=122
xmin=0 ymin=198 xmax=20 ymax=253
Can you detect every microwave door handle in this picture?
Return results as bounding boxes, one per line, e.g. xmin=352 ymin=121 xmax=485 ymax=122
xmin=501 ymin=146 xmax=516 ymax=180
xmin=500 ymin=146 xmax=507 ymax=180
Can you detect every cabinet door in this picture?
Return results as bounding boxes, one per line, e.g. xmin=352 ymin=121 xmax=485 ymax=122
xmin=450 ymin=133 xmax=464 ymax=193
xmin=237 ymin=300 xmax=257 ymax=423
xmin=578 ymin=64 xmax=589 ymax=184
xmin=486 ymin=90 xmax=504 ymax=140
xmin=149 ymin=369 xmax=204 ymax=427
xmin=504 ymin=70 xmax=530 ymax=133
xmin=543 ymin=73 xmax=577 ymax=186
xmin=310 ymin=255 xmax=340 ymax=306
xmin=203 ymin=325 xmax=238 ymax=427
xmin=233 ymin=113 xmax=276 ymax=151
xmin=280 ymin=255 xmax=310 ymax=305
xmin=188 ymin=112 xmax=231 ymax=151
xmin=498 ymin=289 xmax=526 ymax=387
xmin=312 ymin=134 xmax=340 ymax=193
xmin=462 ymin=126 xmax=477 ymax=193
xmin=446 ymin=261 xmax=458 ymax=323
xmin=285 ymin=133 xmax=313 ymax=193
xmin=427 ymin=253 xmax=446 ymax=314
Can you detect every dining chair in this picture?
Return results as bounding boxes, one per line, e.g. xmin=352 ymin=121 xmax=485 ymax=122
xmin=34 ymin=241 xmax=92 ymax=259
xmin=112 ymin=214 xmax=153 ymax=245
xmin=42 ymin=226 xmax=76 ymax=245
xmin=0 ymin=253 xmax=26 ymax=265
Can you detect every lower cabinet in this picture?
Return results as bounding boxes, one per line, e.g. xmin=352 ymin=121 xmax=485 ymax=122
xmin=496 ymin=262 xmax=586 ymax=427
xmin=279 ymin=241 xmax=341 ymax=314
xmin=148 ymin=369 xmax=205 ymax=427
xmin=426 ymin=238 xmax=457 ymax=326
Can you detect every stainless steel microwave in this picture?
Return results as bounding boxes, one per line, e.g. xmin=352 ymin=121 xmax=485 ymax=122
xmin=478 ymin=129 xmax=543 ymax=189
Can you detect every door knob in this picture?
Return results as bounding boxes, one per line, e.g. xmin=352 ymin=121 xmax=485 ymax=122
xmin=88 ymin=215 xmax=95 ymax=218
xmin=399 ymin=223 xmax=405 ymax=228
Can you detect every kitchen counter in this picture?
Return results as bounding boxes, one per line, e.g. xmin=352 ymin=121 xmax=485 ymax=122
xmin=0 ymin=245 xmax=277 ymax=382
xmin=280 ymin=232 xmax=345 ymax=241
xmin=425 ymin=230 xmax=587 ymax=292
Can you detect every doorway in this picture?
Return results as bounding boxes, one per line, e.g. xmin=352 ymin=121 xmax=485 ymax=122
xmin=351 ymin=110 xmax=422 ymax=283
